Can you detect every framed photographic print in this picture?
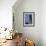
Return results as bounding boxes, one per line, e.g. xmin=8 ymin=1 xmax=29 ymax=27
xmin=23 ymin=12 xmax=35 ymax=27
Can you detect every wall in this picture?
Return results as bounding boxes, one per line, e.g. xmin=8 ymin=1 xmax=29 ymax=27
xmin=41 ymin=0 xmax=46 ymax=46
xmin=0 ymin=0 xmax=16 ymax=30
xmin=13 ymin=0 xmax=41 ymax=46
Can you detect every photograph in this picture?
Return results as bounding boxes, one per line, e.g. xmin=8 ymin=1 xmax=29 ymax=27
xmin=23 ymin=12 xmax=35 ymax=27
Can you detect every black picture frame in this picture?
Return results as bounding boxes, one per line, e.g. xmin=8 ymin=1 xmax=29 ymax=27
xmin=23 ymin=12 xmax=35 ymax=27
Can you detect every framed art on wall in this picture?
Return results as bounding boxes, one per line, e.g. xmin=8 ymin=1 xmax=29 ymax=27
xmin=23 ymin=12 xmax=35 ymax=27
